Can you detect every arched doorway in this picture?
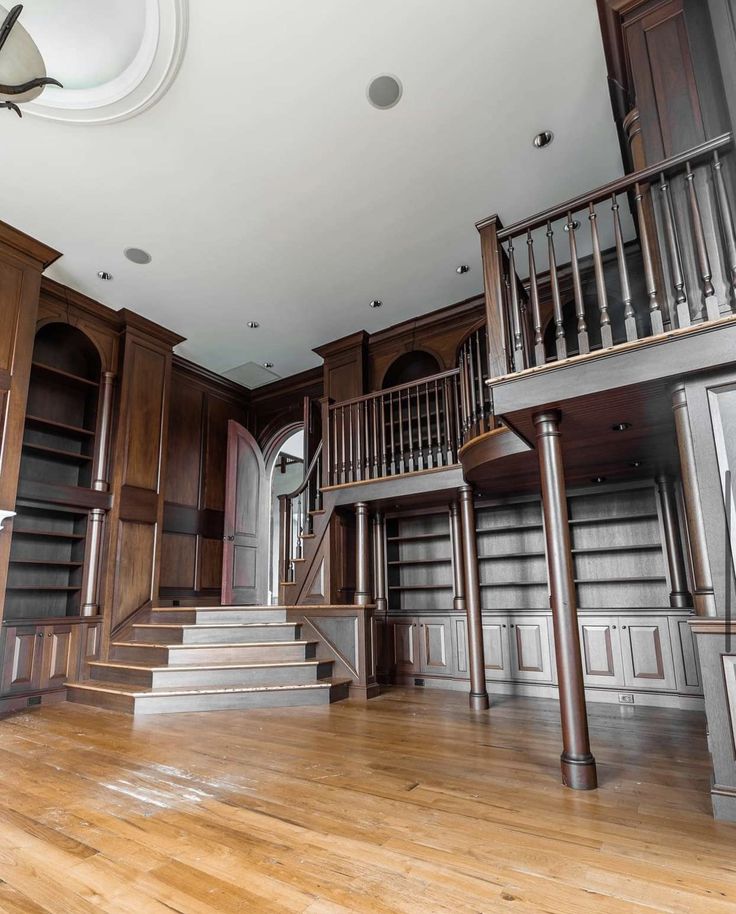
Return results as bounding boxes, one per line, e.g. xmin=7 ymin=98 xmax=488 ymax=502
xmin=265 ymin=426 xmax=304 ymax=603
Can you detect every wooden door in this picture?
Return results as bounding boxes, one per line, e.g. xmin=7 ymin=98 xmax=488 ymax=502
xmin=620 ymin=616 xmax=677 ymax=691
xmin=1 ymin=626 xmax=43 ymax=694
xmin=578 ymin=617 xmax=626 ymax=689
xmin=418 ymin=617 xmax=452 ymax=675
xmin=222 ymin=421 xmax=268 ymax=605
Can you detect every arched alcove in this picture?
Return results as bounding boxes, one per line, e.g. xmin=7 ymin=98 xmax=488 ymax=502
xmin=382 ymin=350 xmax=441 ymax=388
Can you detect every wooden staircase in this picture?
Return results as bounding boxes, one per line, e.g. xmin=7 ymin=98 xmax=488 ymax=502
xmin=67 ymin=605 xmax=350 ymax=714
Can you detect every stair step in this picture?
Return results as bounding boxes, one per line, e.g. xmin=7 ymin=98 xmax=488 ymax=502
xmin=149 ymin=607 xmax=288 ymax=624
xmin=67 ymin=677 xmax=351 ymax=715
xmin=131 ymin=622 xmax=301 ymax=645
xmin=89 ymin=658 xmax=334 ymax=689
xmin=110 ymin=639 xmax=318 ymax=665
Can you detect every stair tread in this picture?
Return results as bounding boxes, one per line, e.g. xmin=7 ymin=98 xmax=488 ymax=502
xmin=111 ymin=639 xmax=317 ymax=650
xmin=90 ymin=659 xmax=326 ymax=672
xmin=68 ymin=678 xmax=350 ymax=698
xmin=133 ymin=622 xmax=297 ymax=630
xmin=153 ymin=605 xmax=290 ymax=611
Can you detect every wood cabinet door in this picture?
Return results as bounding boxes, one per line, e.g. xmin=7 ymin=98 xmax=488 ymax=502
xmin=509 ymin=616 xmax=554 ymax=682
xmin=418 ymin=617 xmax=452 ymax=675
xmin=40 ymin=625 xmax=73 ymax=690
xmin=74 ymin=620 xmax=102 ymax=680
xmin=482 ymin=618 xmax=510 ymax=680
xmin=620 ymin=617 xmax=677 ymax=691
xmin=578 ymin=618 xmax=625 ymax=689
xmin=1 ymin=626 xmax=43 ymax=694
xmin=668 ymin=616 xmax=702 ymax=694
xmin=392 ymin=619 xmax=419 ymax=673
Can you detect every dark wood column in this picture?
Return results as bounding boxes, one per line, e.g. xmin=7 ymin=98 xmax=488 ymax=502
xmin=533 ymin=410 xmax=597 ymax=791
xmin=656 ymin=474 xmax=692 ymax=609
xmin=672 ymin=384 xmax=718 ymax=617
xmin=458 ymin=486 xmax=489 ymax=711
xmin=372 ymin=511 xmax=387 ymax=616
xmin=354 ymin=502 xmax=372 ymax=606
xmin=449 ymin=502 xmax=466 ymax=611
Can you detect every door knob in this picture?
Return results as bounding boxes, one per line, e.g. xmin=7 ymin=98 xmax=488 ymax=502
xmin=225 ymin=535 xmax=234 ymax=541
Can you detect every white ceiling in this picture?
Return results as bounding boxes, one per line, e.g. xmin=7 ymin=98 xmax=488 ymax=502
xmin=1 ymin=0 xmax=624 ymax=384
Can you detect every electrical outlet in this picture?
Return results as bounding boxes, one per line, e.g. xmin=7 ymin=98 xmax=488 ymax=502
xmin=618 ymin=693 xmax=635 ymax=704
xmin=414 ymin=678 xmax=425 ymax=687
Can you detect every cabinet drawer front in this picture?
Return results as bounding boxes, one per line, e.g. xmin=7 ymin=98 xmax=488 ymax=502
xmin=510 ymin=617 xmax=553 ymax=682
xmin=579 ymin=620 xmax=625 ymax=688
xmin=620 ymin=618 xmax=677 ymax=691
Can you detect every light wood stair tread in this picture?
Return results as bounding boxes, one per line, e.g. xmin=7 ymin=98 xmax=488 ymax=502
xmin=110 ymin=639 xmax=317 ymax=650
xmin=89 ymin=659 xmax=325 ymax=672
xmin=133 ymin=621 xmax=298 ymax=629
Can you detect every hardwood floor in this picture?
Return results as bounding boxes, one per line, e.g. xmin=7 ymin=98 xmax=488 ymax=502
xmin=0 ymin=687 xmax=732 ymax=913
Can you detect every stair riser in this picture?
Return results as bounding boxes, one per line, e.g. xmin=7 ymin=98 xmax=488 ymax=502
xmin=89 ymin=661 xmax=333 ymax=689
xmin=132 ymin=625 xmax=301 ymax=645
xmin=111 ymin=642 xmax=317 ymax=665
xmin=148 ymin=609 xmax=288 ymax=624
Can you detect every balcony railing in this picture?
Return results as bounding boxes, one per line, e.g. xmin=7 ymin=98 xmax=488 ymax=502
xmin=477 ymin=133 xmax=736 ymax=379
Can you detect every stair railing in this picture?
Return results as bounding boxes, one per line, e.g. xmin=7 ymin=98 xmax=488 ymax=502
xmin=325 ymin=370 xmax=463 ymax=486
xmin=278 ymin=441 xmax=323 ymax=585
xmin=477 ymin=132 xmax=736 ymax=379
xmin=458 ymin=325 xmax=494 ymax=441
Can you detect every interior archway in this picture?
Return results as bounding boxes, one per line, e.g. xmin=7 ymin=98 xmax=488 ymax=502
xmin=266 ymin=426 xmax=304 ymax=603
xmin=382 ymin=350 xmax=441 ymax=388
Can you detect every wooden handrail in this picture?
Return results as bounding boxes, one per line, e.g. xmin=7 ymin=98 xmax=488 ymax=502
xmin=329 ymin=368 xmax=460 ymax=410
xmin=476 ymin=133 xmax=732 ymax=241
xmin=279 ymin=441 xmax=323 ymax=503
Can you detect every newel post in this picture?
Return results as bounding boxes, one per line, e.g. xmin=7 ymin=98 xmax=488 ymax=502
xmin=476 ymin=214 xmax=509 ymax=382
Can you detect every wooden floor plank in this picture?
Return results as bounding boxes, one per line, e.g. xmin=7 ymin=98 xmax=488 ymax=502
xmin=0 ymin=688 xmax=732 ymax=913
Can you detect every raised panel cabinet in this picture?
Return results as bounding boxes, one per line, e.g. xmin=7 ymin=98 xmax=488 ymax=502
xmin=620 ymin=616 xmax=677 ymax=691
xmin=578 ymin=618 xmax=625 ymax=688
xmin=418 ymin=617 xmax=453 ymax=675
xmin=509 ymin=615 xmax=554 ymax=682
xmin=40 ymin=624 xmax=73 ymax=690
xmin=392 ymin=619 xmax=419 ymax=674
xmin=669 ymin=616 xmax=702 ymax=694
xmin=482 ymin=618 xmax=511 ymax=680
xmin=1 ymin=626 xmax=42 ymax=694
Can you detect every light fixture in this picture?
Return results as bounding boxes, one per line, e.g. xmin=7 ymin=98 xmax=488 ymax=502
xmin=591 ymin=476 xmax=607 ymax=484
xmin=612 ymin=422 xmax=632 ymax=432
xmin=370 ymin=299 xmax=383 ymax=309
xmin=97 ymin=271 xmax=113 ymax=281
xmin=456 ymin=265 xmax=470 ymax=275
xmin=263 ymin=361 xmax=273 ymax=368
xmin=246 ymin=321 xmax=259 ymax=329
xmin=124 ymin=247 xmax=152 ymax=265
xmin=533 ymin=130 xmax=554 ymax=149
xmin=367 ymin=74 xmax=402 ymax=110
xmin=0 ymin=4 xmax=62 ymax=117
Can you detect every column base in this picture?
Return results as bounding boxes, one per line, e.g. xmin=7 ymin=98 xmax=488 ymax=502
xmin=669 ymin=592 xmax=693 ymax=609
xmin=354 ymin=592 xmax=372 ymax=606
xmin=469 ymin=691 xmax=490 ymax=711
xmin=453 ymin=597 xmax=466 ymax=611
xmin=694 ymin=590 xmax=718 ymax=617
xmin=561 ymin=753 xmax=598 ymax=790
xmin=712 ymin=784 xmax=736 ymax=822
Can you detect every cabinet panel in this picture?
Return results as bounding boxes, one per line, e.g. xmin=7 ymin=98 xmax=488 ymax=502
xmin=669 ymin=616 xmax=702 ymax=694
xmin=509 ymin=616 xmax=553 ymax=682
xmin=1 ymin=626 xmax=42 ymax=694
xmin=482 ymin=619 xmax=510 ymax=680
xmin=419 ymin=617 xmax=452 ymax=675
xmin=392 ymin=619 xmax=419 ymax=674
xmin=41 ymin=625 xmax=73 ymax=689
xmin=620 ymin=617 xmax=677 ymax=691
xmin=579 ymin=618 xmax=625 ymax=688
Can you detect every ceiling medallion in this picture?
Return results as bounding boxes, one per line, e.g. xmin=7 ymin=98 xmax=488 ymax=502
xmin=23 ymin=0 xmax=188 ymax=125
xmin=0 ymin=4 xmax=61 ymax=117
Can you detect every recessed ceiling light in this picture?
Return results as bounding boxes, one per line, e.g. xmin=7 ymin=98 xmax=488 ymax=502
xmin=533 ymin=130 xmax=554 ymax=149
xmin=370 ymin=299 xmax=383 ymax=309
xmin=367 ymin=74 xmax=402 ymax=109
xmin=97 ymin=271 xmax=113 ymax=281
xmin=124 ymin=247 xmax=152 ymax=265
xmin=591 ymin=476 xmax=607 ymax=484
xmin=263 ymin=361 xmax=273 ymax=368
xmin=246 ymin=321 xmax=260 ymax=329
xmin=611 ymin=422 xmax=632 ymax=432
xmin=456 ymin=265 xmax=470 ymax=275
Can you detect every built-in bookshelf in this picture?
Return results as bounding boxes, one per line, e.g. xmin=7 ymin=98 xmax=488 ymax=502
xmin=386 ymin=481 xmax=671 ymax=614
xmin=4 ymin=324 xmax=102 ymax=622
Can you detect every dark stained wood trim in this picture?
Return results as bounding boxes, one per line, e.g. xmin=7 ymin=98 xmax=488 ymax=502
xmin=15 ymin=480 xmax=112 ymax=511
xmin=162 ymin=502 xmax=224 ymax=539
xmin=118 ymin=485 xmax=159 ymax=524
xmin=0 ymin=220 xmax=61 ymax=270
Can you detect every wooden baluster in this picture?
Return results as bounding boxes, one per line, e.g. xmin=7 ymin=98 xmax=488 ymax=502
xmin=507 ymin=239 xmax=525 ymax=371
xmin=443 ymin=376 xmax=453 ymax=463
xmin=339 ymin=405 xmax=346 ymax=484
xmin=588 ymin=202 xmax=613 ymax=349
xmin=547 ymin=221 xmax=567 ymax=360
xmin=332 ymin=406 xmax=338 ymax=486
xmin=380 ymin=394 xmax=388 ymax=477
xmin=712 ymin=150 xmax=736 ymax=305
xmin=526 ymin=230 xmax=545 ymax=366
xmin=659 ymin=173 xmax=689 ymax=329
xmin=315 ymin=452 xmax=322 ymax=510
xmin=415 ymin=384 xmax=424 ymax=471
xmin=685 ymin=161 xmax=720 ymax=321
xmin=406 ymin=387 xmax=415 ymax=472
xmin=634 ymin=182 xmax=665 ymax=334
xmin=424 ymin=383 xmax=433 ymax=468
xmin=458 ymin=353 xmax=468 ymax=440
xmin=454 ymin=371 xmax=464 ymax=451
xmin=388 ymin=393 xmax=396 ymax=474
xmin=279 ymin=495 xmax=291 ymax=583
xmin=566 ymin=214 xmax=589 ymax=354
xmin=371 ymin=397 xmax=379 ymax=478
xmin=397 ymin=389 xmax=405 ymax=474
xmin=474 ymin=330 xmax=484 ymax=422
xmin=611 ymin=194 xmax=637 ymax=342
xmin=364 ymin=398 xmax=371 ymax=478
xmin=466 ymin=342 xmax=477 ymax=433
xmin=433 ymin=379 xmax=443 ymax=466
xmin=354 ymin=402 xmax=363 ymax=482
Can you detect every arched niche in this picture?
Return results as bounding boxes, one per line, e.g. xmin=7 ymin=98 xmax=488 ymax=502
xmin=381 ymin=350 xmax=441 ymax=388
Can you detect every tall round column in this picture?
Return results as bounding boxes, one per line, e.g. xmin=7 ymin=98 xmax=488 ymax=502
xmin=458 ymin=486 xmax=490 ymax=711
xmin=533 ymin=409 xmax=597 ymax=790
xmin=672 ymin=384 xmax=717 ymax=617
xmin=354 ymin=502 xmax=372 ymax=606
xmin=449 ymin=502 xmax=466 ymax=611
xmin=656 ymin=474 xmax=692 ymax=609
xmin=373 ymin=511 xmax=387 ymax=616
